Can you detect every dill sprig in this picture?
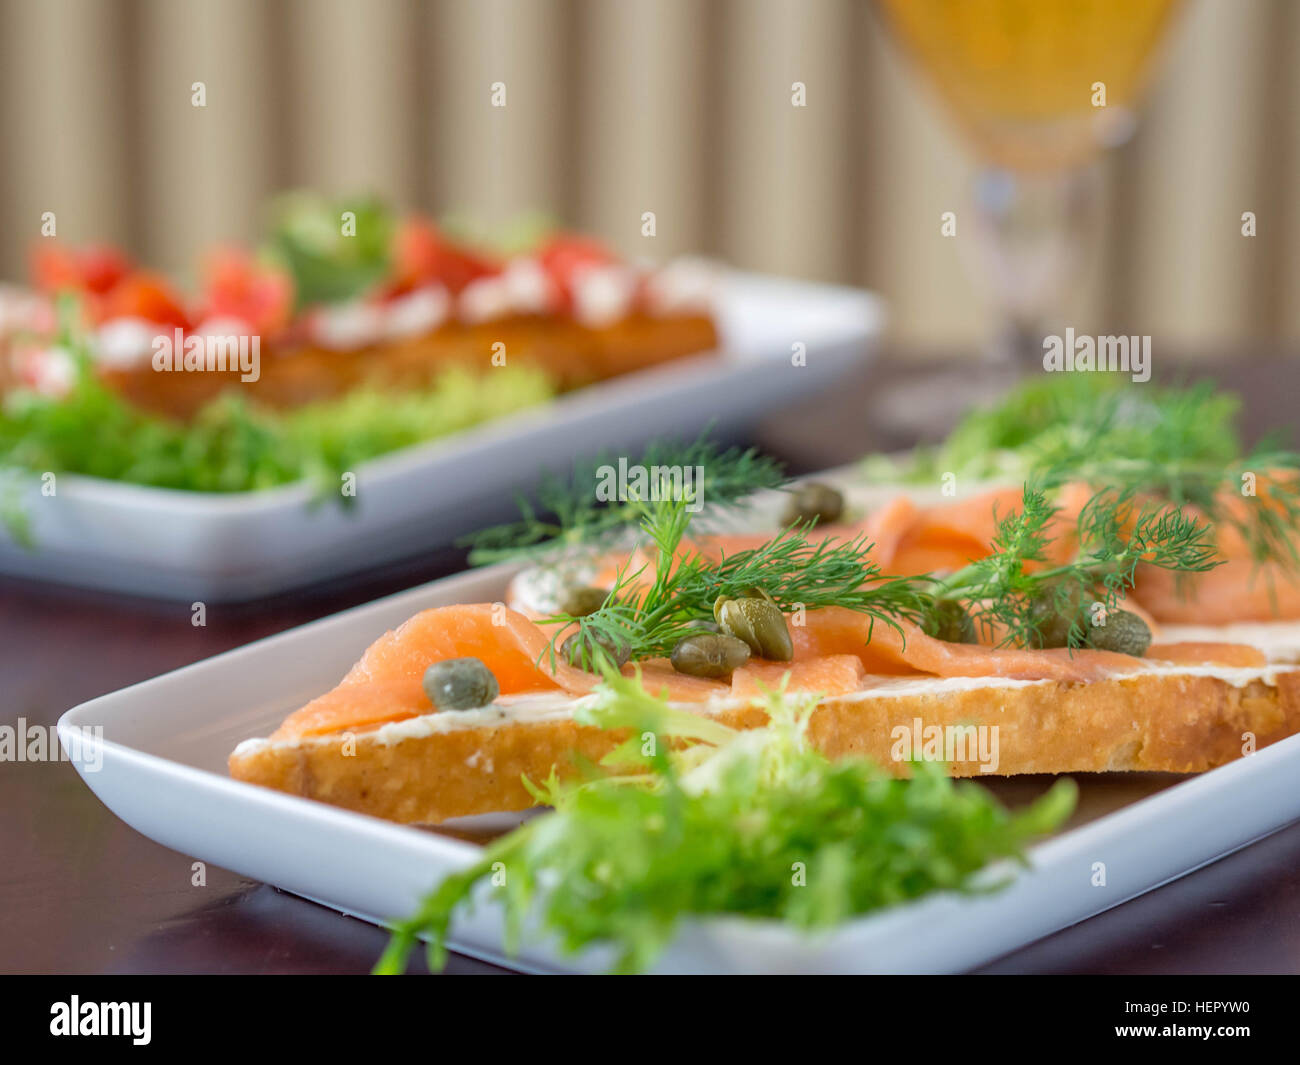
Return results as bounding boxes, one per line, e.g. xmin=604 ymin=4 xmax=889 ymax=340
xmin=1034 ymin=437 xmax=1300 ymax=570
xmin=929 ymin=485 xmax=1221 ymax=649
xmin=542 ymin=490 xmax=927 ymax=668
xmin=543 ymin=477 xmax=1225 ymax=666
xmin=877 ymin=374 xmax=1300 ymax=570
xmin=462 ymin=435 xmax=785 ymax=565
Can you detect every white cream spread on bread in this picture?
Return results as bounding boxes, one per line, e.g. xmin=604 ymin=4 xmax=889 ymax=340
xmin=231 ymin=657 xmax=1300 ymax=752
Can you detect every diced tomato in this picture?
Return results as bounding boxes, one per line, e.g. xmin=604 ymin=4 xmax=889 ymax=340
xmin=103 ymin=272 xmax=193 ymax=330
xmin=536 ymin=233 xmax=618 ymax=310
xmin=79 ymin=246 xmax=133 ymax=296
xmin=390 ymin=217 xmax=439 ymax=290
xmin=30 ymin=243 xmax=132 ymax=296
xmin=537 ymin=234 xmax=615 ymax=282
xmin=199 ymin=246 xmax=294 ymax=336
xmin=390 ymin=217 xmax=499 ymax=296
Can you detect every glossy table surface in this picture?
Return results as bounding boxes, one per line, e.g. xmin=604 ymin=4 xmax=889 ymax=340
xmin=5 ymin=353 xmax=1299 ymax=975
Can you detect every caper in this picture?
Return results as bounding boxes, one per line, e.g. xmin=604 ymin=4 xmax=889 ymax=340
xmin=713 ymin=591 xmax=793 ymax=661
xmin=560 ymin=586 xmax=609 ymax=618
xmin=1026 ymin=582 xmax=1087 ymax=649
xmin=686 ymin=619 xmax=721 ymax=633
xmin=924 ymin=598 xmax=977 ymax=644
xmin=1086 ymin=609 xmax=1152 ymax=657
xmin=422 ymin=657 xmax=499 ymax=711
xmin=782 ymin=481 xmax=845 ymax=527
xmin=670 ymin=632 xmax=752 ymax=678
xmin=560 ymin=629 xmax=631 ymax=672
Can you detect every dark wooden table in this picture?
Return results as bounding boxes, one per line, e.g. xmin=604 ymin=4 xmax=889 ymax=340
xmin=4 ymin=354 xmax=1299 ymax=975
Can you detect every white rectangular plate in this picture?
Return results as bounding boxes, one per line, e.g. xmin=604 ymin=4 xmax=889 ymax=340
xmin=58 ymin=563 xmax=1300 ymax=974
xmin=1 ymin=271 xmax=882 ymax=601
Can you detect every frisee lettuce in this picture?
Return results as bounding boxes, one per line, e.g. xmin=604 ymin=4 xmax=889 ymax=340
xmin=375 ymin=673 xmax=1076 ymax=975
xmin=866 ymin=374 xmax=1243 ymax=486
xmin=0 ymin=361 xmax=555 ymax=510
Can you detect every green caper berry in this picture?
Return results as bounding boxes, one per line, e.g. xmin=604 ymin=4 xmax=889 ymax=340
xmin=925 ymin=598 xmax=977 ymax=644
xmin=713 ymin=594 xmax=794 ymax=662
xmin=1027 ymin=582 xmax=1088 ymax=649
xmin=560 ymin=586 xmax=609 ymax=618
xmin=686 ymin=619 xmax=722 ymax=633
xmin=422 ymin=657 xmax=500 ymax=711
xmin=670 ymin=633 xmax=752 ymax=678
xmin=1086 ymin=609 xmax=1152 ymax=657
xmin=560 ymin=629 xmax=631 ymax=672
xmin=782 ymin=481 xmax=845 ymax=527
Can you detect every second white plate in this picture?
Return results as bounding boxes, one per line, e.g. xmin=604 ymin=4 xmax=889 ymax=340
xmin=2 ymin=271 xmax=882 ymax=600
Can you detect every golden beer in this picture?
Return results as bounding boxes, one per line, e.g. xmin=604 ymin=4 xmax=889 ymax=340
xmin=875 ymin=0 xmax=1184 ymax=170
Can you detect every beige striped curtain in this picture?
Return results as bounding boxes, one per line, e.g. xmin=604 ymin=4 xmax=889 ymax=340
xmin=0 ymin=0 xmax=1295 ymax=349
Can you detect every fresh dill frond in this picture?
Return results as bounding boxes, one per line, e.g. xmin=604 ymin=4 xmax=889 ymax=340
xmin=931 ymin=484 xmax=1221 ymax=649
xmin=541 ymin=473 xmax=1224 ymax=664
xmin=1031 ymin=423 xmax=1300 ymax=572
xmin=541 ymin=489 xmax=927 ymax=667
xmin=462 ymin=434 xmax=785 ymax=565
xmin=874 ymin=373 xmax=1299 ymax=571
xmin=924 ymin=486 xmax=1060 ymax=647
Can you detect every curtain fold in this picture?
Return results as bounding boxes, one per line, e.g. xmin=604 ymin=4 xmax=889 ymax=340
xmin=0 ymin=0 xmax=1293 ymax=348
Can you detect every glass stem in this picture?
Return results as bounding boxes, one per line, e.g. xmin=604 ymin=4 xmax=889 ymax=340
xmin=968 ymin=165 xmax=1102 ymax=372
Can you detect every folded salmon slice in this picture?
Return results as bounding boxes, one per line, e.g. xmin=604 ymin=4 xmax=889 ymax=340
xmin=1134 ymin=561 xmax=1300 ymax=624
xmin=273 ymin=604 xmax=728 ymax=739
xmin=272 ymin=578 xmax=1278 ymax=740
xmin=791 ymin=606 xmax=1144 ymax=683
xmin=1146 ymin=642 xmax=1268 ymax=668
xmin=794 ymin=481 xmax=1300 ymax=624
xmin=275 ymin=600 xmax=1234 ymax=743
xmin=732 ymin=655 xmax=866 ymax=699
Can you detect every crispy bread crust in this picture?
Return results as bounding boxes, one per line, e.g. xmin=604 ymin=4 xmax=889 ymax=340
xmin=228 ymin=669 xmax=1300 ymax=824
xmin=102 ymin=314 xmax=718 ymax=419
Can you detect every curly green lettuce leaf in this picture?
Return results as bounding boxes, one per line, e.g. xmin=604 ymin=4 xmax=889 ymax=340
xmin=868 ymin=374 xmax=1242 ymax=486
xmin=0 ymin=363 xmax=555 ymax=520
xmin=376 ymin=673 xmax=1076 ymax=975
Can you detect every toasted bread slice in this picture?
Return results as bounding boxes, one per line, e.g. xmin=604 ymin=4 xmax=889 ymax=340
xmin=229 ymin=663 xmax=1300 ymax=824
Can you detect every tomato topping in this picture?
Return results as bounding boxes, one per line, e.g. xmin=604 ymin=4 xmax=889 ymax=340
xmin=103 ymin=272 xmax=193 ymax=330
xmin=390 ymin=217 xmax=499 ymax=296
xmin=536 ymin=234 xmax=619 ymax=309
xmin=31 ymin=243 xmax=132 ymax=297
xmin=199 ymin=247 xmax=294 ymax=336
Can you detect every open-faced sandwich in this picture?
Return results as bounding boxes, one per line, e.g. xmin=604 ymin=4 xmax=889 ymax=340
xmin=0 ymin=195 xmax=717 ymax=497
xmin=230 ymin=381 xmax=1300 ymax=827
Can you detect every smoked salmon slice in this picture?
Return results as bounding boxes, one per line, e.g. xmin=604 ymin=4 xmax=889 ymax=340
xmin=731 ymin=655 xmax=866 ymax=699
xmin=1134 ymin=560 xmax=1300 ymax=624
xmin=1146 ymin=642 xmax=1269 ymax=668
xmin=791 ymin=606 xmax=1143 ymax=683
xmin=269 ymin=600 xmax=1273 ymax=745
xmin=273 ymin=604 xmax=727 ymax=740
xmin=280 ymin=466 xmax=1300 ymax=744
